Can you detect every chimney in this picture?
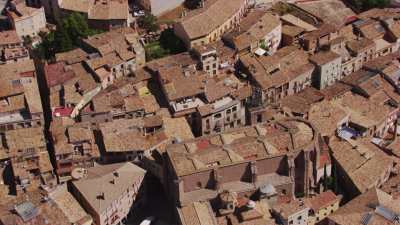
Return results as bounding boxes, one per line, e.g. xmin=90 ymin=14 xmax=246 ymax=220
xmin=97 ymin=192 xmax=105 ymax=200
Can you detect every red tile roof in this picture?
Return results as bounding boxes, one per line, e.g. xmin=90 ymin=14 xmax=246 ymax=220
xmin=305 ymin=191 xmax=339 ymax=211
xmin=44 ymin=62 xmax=75 ymax=88
xmin=53 ymin=107 xmax=74 ymax=117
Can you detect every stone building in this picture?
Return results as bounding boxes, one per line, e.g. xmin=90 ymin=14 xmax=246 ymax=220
xmin=81 ymin=28 xmax=145 ymax=89
xmin=6 ymin=2 xmax=46 ymax=38
xmin=0 ymin=127 xmax=54 ymax=193
xmin=164 ymin=117 xmax=325 ymax=207
xmin=53 ymin=0 xmax=132 ymax=30
xmin=49 ymin=118 xmax=100 ymax=183
xmin=174 ymin=0 xmax=249 ymax=49
xmin=0 ymin=60 xmax=44 ymax=132
xmin=223 ymin=10 xmax=281 ymax=55
xmin=71 ymin=162 xmax=146 ymax=225
xmin=309 ymin=51 xmax=342 ymax=90
xmin=0 ymin=30 xmax=29 ymax=64
xmin=136 ymin=0 xmax=184 ymax=16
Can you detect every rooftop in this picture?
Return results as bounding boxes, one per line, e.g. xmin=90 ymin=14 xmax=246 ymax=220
xmin=0 ymin=60 xmax=43 ymax=115
xmin=55 ymin=48 xmax=89 ymax=65
xmin=272 ymin=198 xmax=309 ymax=219
xmin=48 ymin=185 xmax=90 ymax=224
xmin=308 ymin=100 xmax=348 ymax=137
xmin=226 ymin=10 xmax=281 ymax=51
xmin=89 ymin=77 xmax=157 ymax=114
xmin=60 ymin=0 xmax=129 ymax=20
xmin=240 ymin=46 xmax=312 ymax=90
xmin=72 ymin=162 xmax=146 ymax=214
xmin=0 ymin=30 xmax=21 ymax=46
xmin=7 ymin=2 xmax=44 ymax=22
xmin=99 ymin=117 xmax=168 ymax=152
xmin=309 ymin=50 xmax=340 ymax=65
xmin=329 ymin=137 xmax=393 ymax=193
xmin=166 ymin=118 xmax=317 ymax=176
xmin=50 ymin=118 xmax=100 ymax=157
xmin=295 ymin=0 xmax=356 ymax=28
xmin=328 ymin=188 xmax=400 ymax=225
xmin=176 ymin=0 xmax=247 ymax=39
xmin=304 ymin=191 xmax=340 ymax=212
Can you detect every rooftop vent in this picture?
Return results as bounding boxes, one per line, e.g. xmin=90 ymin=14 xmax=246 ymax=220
xmin=97 ymin=192 xmax=105 ymax=200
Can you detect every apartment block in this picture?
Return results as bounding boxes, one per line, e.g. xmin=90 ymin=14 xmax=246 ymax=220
xmin=71 ymin=162 xmax=146 ymax=225
xmin=309 ymin=51 xmax=342 ymax=90
xmin=50 ymin=118 xmax=100 ymax=183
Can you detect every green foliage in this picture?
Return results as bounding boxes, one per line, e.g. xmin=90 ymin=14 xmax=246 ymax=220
xmin=145 ymin=29 xmax=185 ymax=61
xmin=259 ymin=40 xmax=268 ymax=50
xmin=145 ymin=41 xmax=168 ymax=60
xmin=140 ymin=14 xmax=159 ymax=32
xmin=36 ymin=12 xmax=101 ymax=59
xmin=159 ymin=29 xmax=186 ymax=54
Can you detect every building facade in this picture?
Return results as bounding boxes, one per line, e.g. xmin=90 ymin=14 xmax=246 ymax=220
xmin=174 ymin=0 xmax=249 ymax=49
xmin=71 ymin=162 xmax=146 ymax=225
xmin=6 ymin=2 xmax=46 ymax=38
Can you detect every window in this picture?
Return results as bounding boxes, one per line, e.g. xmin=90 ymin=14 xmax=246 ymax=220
xmin=289 ymin=221 xmax=293 ymax=225
xmin=257 ymin=114 xmax=262 ymax=123
xmin=214 ymin=113 xmax=222 ymax=119
xmin=297 ymin=215 xmax=302 ymax=220
xmin=232 ymin=106 xmax=237 ymax=112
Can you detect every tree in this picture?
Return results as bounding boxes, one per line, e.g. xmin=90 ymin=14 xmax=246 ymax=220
xmin=36 ymin=13 xmax=101 ymax=59
xmin=159 ymin=29 xmax=185 ymax=54
xmin=140 ymin=14 xmax=159 ymax=32
xmin=54 ymin=28 xmax=73 ymax=52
